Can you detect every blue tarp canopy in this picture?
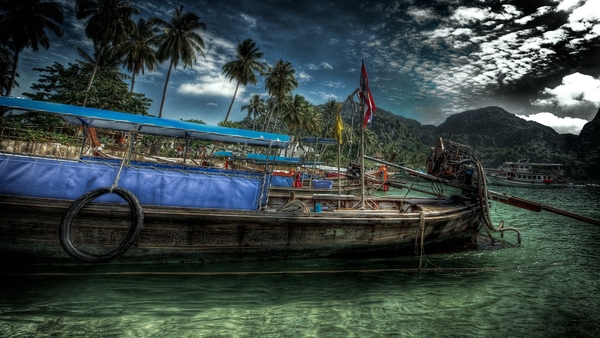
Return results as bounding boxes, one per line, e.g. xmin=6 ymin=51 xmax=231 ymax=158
xmin=0 ymin=96 xmax=290 ymax=148
xmin=212 ymin=151 xmax=323 ymax=165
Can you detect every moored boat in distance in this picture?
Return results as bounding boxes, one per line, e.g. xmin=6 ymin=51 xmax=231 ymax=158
xmin=0 ymin=96 xmax=514 ymax=265
xmin=486 ymin=159 xmax=568 ymax=188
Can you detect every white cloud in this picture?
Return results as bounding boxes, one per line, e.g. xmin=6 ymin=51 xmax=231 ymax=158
xmin=173 ymin=32 xmax=242 ymax=97
xmin=570 ymin=0 xmax=600 ymax=22
xmin=178 ymin=74 xmax=240 ymax=97
xmin=240 ymin=13 xmax=257 ymax=28
xmin=534 ymin=72 xmax=600 ymax=108
xmin=321 ymin=62 xmax=333 ymax=70
xmin=306 ymin=63 xmax=333 ymax=71
xmin=449 ymin=5 xmax=521 ymax=26
xmin=563 ymin=0 xmax=600 ymax=36
xmin=451 ymin=7 xmax=490 ymax=24
xmin=323 ymin=81 xmax=345 ymax=89
xmin=517 ymin=112 xmax=588 ymax=134
xmin=543 ymin=28 xmax=568 ymax=44
xmin=407 ymin=7 xmax=438 ymax=24
xmin=555 ymin=0 xmax=585 ymax=12
xmin=503 ymin=5 xmax=521 ymax=17
xmin=298 ymin=71 xmax=313 ymax=82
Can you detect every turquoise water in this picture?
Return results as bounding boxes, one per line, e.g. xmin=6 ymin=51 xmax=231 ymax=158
xmin=1 ymin=186 xmax=599 ymax=337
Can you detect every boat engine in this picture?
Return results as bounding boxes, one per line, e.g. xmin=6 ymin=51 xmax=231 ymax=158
xmin=347 ymin=162 xmax=361 ymax=179
xmin=426 ymin=137 xmax=478 ymax=189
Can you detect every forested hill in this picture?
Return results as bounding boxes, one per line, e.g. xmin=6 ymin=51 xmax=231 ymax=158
xmin=575 ymin=107 xmax=600 ymax=181
xmin=350 ymin=105 xmax=600 ymax=182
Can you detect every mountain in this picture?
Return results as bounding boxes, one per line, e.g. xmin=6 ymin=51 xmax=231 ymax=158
xmin=434 ymin=106 xmax=563 ymax=150
xmin=359 ymin=105 xmax=599 ymax=182
xmin=576 ymin=107 xmax=600 ymax=181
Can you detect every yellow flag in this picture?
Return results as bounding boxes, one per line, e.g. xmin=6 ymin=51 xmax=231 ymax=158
xmin=334 ymin=114 xmax=343 ymax=145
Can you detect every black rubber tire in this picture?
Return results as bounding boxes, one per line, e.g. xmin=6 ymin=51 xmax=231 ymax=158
xmin=59 ymin=187 xmax=144 ymax=263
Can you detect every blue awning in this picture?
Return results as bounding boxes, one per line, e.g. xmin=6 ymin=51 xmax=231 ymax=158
xmin=0 ymin=96 xmax=290 ymax=148
xmin=212 ymin=151 xmax=314 ymax=164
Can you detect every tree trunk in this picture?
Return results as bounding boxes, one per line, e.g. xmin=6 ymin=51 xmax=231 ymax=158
xmin=263 ymin=104 xmax=277 ymax=132
xmin=224 ymin=81 xmax=240 ymax=122
xmin=6 ymin=50 xmax=20 ymax=97
xmin=130 ymin=74 xmax=136 ymax=92
xmin=81 ymin=44 xmax=104 ymax=107
xmin=159 ymin=61 xmax=174 ymax=118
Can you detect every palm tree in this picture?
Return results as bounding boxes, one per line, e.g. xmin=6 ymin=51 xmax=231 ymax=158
xmin=321 ymin=99 xmax=339 ymax=137
xmin=76 ymin=44 xmax=129 ymax=82
xmin=0 ymin=45 xmax=15 ymax=95
xmin=280 ymin=94 xmax=306 ymax=132
xmin=75 ymin=0 xmax=139 ymax=106
xmin=150 ymin=6 xmax=206 ymax=118
xmin=303 ymin=104 xmax=323 ymax=137
xmin=241 ymin=94 xmax=266 ymax=130
xmin=263 ymin=59 xmax=298 ymax=131
xmin=122 ymin=18 xmax=159 ymax=92
xmin=0 ymin=0 xmax=64 ymax=97
xmin=221 ymin=38 xmax=267 ymax=122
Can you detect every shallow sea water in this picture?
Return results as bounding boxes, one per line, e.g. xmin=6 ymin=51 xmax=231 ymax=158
xmin=1 ymin=186 xmax=599 ymax=337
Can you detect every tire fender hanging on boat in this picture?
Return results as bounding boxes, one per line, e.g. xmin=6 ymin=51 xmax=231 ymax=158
xmin=59 ymin=187 xmax=144 ymax=263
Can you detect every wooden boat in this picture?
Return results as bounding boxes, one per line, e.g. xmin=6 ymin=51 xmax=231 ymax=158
xmin=0 ymin=97 xmax=490 ymax=264
xmin=212 ymin=143 xmax=366 ymax=197
xmin=486 ymin=159 xmax=568 ymax=188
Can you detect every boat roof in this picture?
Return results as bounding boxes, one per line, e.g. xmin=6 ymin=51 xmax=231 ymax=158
xmin=212 ymin=151 xmax=315 ymax=164
xmin=301 ymin=137 xmax=338 ymax=144
xmin=0 ymin=96 xmax=290 ymax=148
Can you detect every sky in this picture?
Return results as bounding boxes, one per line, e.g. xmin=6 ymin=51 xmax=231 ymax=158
xmin=10 ymin=0 xmax=600 ymax=135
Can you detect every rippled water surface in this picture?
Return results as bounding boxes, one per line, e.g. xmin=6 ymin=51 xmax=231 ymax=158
xmin=1 ymin=186 xmax=599 ymax=337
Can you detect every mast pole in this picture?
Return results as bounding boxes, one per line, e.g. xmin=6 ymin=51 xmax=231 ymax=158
xmin=360 ymin=101 xmax=366 ymax=210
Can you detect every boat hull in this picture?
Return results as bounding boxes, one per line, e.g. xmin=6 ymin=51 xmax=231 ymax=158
xmin=486 ymin=175 xmax=567 ymax=188
xmin=0 ymin=194 xmax=482 ymax=264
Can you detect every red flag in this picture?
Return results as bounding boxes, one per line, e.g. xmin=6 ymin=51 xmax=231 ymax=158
xmin=359 ymin=61 xmax=376 ymax=128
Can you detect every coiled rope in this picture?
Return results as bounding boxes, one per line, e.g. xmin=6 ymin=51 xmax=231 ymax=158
xmin=472 ymin=159 xmax=521 ymax=243
xmin=281 ymin=200 xmax=311 ymax=212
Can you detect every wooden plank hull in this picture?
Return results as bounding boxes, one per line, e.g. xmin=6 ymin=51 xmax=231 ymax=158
xmin=0 ymin=194 xmax=482 ymax=264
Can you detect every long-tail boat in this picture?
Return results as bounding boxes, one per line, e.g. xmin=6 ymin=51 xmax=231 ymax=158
xmin=0 ymin=96 xmax=515 ymax=264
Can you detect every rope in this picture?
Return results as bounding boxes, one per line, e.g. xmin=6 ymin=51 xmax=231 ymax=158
xmin=472 ymin=159 xmax=522 ymax=243
xmin=109 ymin=144 xmax=129 ymax=193
xmin=281 ymin=200 xmax=311 ymax=212
xmin=0 ymin=263 xmax=571 ymax=277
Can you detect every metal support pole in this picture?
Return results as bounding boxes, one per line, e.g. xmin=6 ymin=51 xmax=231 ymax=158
xmin=182 ymin=134 xmax=189 ymax=169
xmin=337 ymin=136 xmax=341 ymax=208
xmin=79 ymin=124 xmax=87 ymax=158
xmin=360 ymin=103 xmax=365 ymax=210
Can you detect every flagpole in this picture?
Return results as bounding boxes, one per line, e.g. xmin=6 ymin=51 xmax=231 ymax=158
xmin=336 ymin=105 xmax=342 ymax=208
xmin=337 ymin=132 xmax=341 ymax=208
xmin=358 ymin=59 xmax=375 ymax=210
xmin=360 ymin=59 xmax=366 ymax=210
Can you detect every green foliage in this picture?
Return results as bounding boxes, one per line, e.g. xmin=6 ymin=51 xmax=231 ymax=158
xmin=23 ymin=61 xmax=151 ymax=114
xmin=183 ymin=119 xmax=206 ymax=125
xmin=218 ymin=120 xmax=242 ymax=128
xmin=0 ymin=112 xmax=78 ymax=145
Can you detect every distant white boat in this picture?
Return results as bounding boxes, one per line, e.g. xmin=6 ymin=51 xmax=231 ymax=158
xmin=486 ymin=159 xmax=568 ymax=188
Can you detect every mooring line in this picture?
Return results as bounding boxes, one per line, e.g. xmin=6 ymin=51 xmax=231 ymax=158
xmin=0 ymin=263 xmax=570 ymax=277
